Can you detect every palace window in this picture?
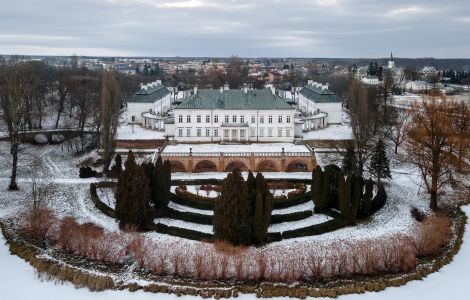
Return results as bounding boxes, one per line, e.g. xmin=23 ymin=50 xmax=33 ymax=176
xmin=178 ymin=115 xmax=183 ymax=123
xmin=286 ymin=128 xmax=291 ymax=137
xmin=186 ymin=128 xmax=191 ymax=137
xmin=251 ymin=115 xmax=255 ymax=124
xmin=225 ymin=115 xmax=229 ymax=123
xmin=278 ymin=116 xmax=283 ymax=123
xmin=240 ymin=116 xmax=245 ymax=123
xmin=197 ymin=129 xmax=201 ymax=137
xmin=259 ymin=128 xmax=264 ymax=137
xmin=260 ymin=116 xmax=264 ymax=124
xmin=206 ymin=115 xmax=210 ymax=123
xmin=206 ymin=129 xmax=210 ymax=137
xmin=197 ymin=115 xmax=201 ymax=123
xmin=268 ymin=115 xmax=273 ymax=123
xmin=268 ymin=128 xmax=273 ymax=137
xmin=186 ymin=115 xmax=191 ymax=123
xmin=214 ymin=115 xmax=219 ymax=123
xmin=278 ymin=128 xmax=282 ymax=137
xmin=287 ymin=115 xmax=291 ymax=123
xmin=232 ymin=115 xmax=237 ymax=123
xmin=224 ymin=129 xmax=229 ymax=138
xmin=250 ymin=128 xmax=256 ymax=137
xmin=178 ymin=128 xmax=183 ymax=137
xmin=214 ymin=129 xmax=219 ymax=137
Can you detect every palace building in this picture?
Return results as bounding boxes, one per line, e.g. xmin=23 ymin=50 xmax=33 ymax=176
xmin=173 ymin=88 xmax=297 ymax=143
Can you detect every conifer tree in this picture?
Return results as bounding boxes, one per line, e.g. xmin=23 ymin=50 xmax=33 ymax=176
xmin=114 ymin=154 xmax=122 ymax=175
xmin=162 ymin=159 xmax=172 ymax=208
xmin=338 ymin=173 xmax=351 ymax=220
xmin=349 ymin=174 xmax=362 ymax=225
xmin=152 ymin=156 xmax=164 ymax=209
xmin=342 ymin=142 xmax=357 ymax=174
xmin=115 ymin=151 xmax=153 ymax=230
xmin=247 ymin=171 xmax=257 ymax=214
xmin=319 ymin=166 xmax=331 ymax=212
xmin=214 ymin=171 xmax=251 ymax=245
xmin=358 ymin=178 xmax=374 ymax=218
xmin=312 ymin=165 xmax=323 ymax=212
xmin=370 ymin=139 xmax=391 ymax=184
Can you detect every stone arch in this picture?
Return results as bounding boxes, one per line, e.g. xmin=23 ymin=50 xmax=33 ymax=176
xmin=169 ymin=160 xmax=186 ymax=172
xmin=225 ymin=160 xmax=249 ymax=172
xmin=256 ymin=160 xmax=279 ymax=172
xmin=286 ymin=161 xmax=308 ymax=172
xmin=194 ymin=160 xmax=217 ymax=173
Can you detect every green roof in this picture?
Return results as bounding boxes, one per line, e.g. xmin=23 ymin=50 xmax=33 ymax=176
xmin=299 ymin=84 xmax=341 ymax=103
xmin=128 ymin=84 xmax=170 ymax=103
xmin=175 ymin=89 xmax=293 ymax=110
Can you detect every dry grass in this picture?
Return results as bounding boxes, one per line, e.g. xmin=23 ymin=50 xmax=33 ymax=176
xmin=414 ymin=214 xmax=453 ymax=257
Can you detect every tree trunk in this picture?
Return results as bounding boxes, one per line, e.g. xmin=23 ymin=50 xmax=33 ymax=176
xmin=430 ymin=174 xmax=438 ymax=210
xmin=9 ymin=142 xmax=18 ymax=190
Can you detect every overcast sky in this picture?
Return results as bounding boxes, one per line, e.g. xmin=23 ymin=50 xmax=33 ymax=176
xmin=0 ymin=0 xmax=469 ymax=58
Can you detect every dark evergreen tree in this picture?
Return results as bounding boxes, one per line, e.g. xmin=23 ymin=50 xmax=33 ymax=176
xmin=370 ymin=139 xmax=391 ymax=184
xmin=214 ymin=171 xmax=251 ymax=245
xmin=312 ymin=165 xmax=323 ymax=212
xmin=358 ymin=178 xmax=374 ymax=218
xmin=162 ymin=159 xmax=172 ymax=208
xmin=114 ymin=154 xmax=122 ymax=175
xmin=349 ymin=174 xmax=362 ymax=225
xmin=247 ymin=171 xmax=257 ymax=213
xmin=342 ymin=142 xmax=357 ymax=174
xmin=252 ymin=188 xmax=273 ymax=245
xmin=115 ymin=151 xmax=153 ymax=230
xmin=151 ymin=156 xmax=164 ymax=209
xmin=319 ymin=166 xmax=331 ymax=212
xmin=338 ymin=172 xmax=350 ymax=220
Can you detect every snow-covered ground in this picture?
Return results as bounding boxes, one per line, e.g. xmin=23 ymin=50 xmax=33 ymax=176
xmin=303 ymin=124 xmax=353 ymax=140
xmin=268 ymin=213 xmax=332 ymax=233
xmin=1 ymin=141 xmax=468 ymax=299
xmin=170 ymin=185 xmax=219 ymax=198
xmin=96 ymin=187 xmax=115 ymax=209
xmin=163 ymin=143 xmax=310 ymax=154
xmin=116 ymin=124 xmax=166 ymax=140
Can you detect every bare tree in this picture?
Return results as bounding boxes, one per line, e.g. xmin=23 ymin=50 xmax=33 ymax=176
xmin=0 ymin=57 xmax=31 ymax=190
xmin=451 ymin=101 xmax=470 ymax=173
xmin=100 ymin=70 xmax=121 ymax=173
xmin=406 ymin=96 xmax=458 ymax=210
xmin=388 ymin=107 xmax=411 ymax=154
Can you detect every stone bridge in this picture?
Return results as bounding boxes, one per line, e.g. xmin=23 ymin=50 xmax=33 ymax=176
xmin=159 ymin=150 xmax=316 ymax=173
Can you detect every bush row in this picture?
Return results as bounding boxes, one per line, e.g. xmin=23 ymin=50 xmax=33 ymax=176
xmin=270 ymin=210 xmax=313 ymax=224
xmin=175 ymin=186 xmax=217 ymax=204
xmin=165 ymin=207 xmax=213 ymax=226
xmin=273 ymin=191 xmax=312 ymax=209
xmin=170 ymin=194 xmax=214 ymax=211
xmin=154 ymin=223 xmax=213 ymax=242
xmin=281 ymin=217 xmax=348 ymax=239
xmin=89 ymin=183 xmax=116 ymax=218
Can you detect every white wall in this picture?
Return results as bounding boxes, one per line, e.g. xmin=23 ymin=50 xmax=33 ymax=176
xmin=173 ymin=109 xmax=295 ymax=143
xmin=298 ymin=95 xmax=343 ymax=124
xmin=127 ymin=102 xmax=154 ymax=123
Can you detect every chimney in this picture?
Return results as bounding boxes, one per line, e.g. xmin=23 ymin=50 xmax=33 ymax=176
xmin=194 ymin=87 xmax=198 ymax=94
xmin=322 ymin=84 xmax=329 ymax=91
xmin=220 ymin=87 xmax=224 ymax=93
xmin=308 ymin=80 xmax=314 ymax=85
xmin=156 ymin=80 xmax=162 ymax=85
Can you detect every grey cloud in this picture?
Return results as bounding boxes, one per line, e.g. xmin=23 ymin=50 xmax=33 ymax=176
xmin=0 ymin=0 xmax=468 ymax=57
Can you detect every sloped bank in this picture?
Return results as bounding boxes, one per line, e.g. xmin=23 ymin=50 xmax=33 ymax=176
xmin=0 ymin=207 xmax=466 ymax=298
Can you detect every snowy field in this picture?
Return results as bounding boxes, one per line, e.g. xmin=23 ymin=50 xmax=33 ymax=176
xmin=163 ymin=143 xmax=310 ymax=154
xmin=303 ymin=124 xmax=353 ymax=140
xmin=0 ymin=141 xmax=468 ymax=299
xmin=116 ymin=124 xmax=166 ymax=140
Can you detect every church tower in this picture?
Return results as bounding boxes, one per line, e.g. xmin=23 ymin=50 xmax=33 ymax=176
xmin=388 ymin=52 xmax=395 ymax=69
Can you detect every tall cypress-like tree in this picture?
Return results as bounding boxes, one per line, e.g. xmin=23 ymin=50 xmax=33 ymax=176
xmin=342 ymin=142 xmax=357 ymax=174
xmin=152 ymin=156 xmax=164 ymax=209
xmin=370 ymin=139 xmax=391 ymax=184
xmin=214 ymin=171 xmax=251 ymax=245
xmin=252 ymin=173 xmax=273 ymax=245
xmin=115 ymin=151 xmax=153 ymax=230
xmin=312 ymin=165 xmax=323 ymax=212
xmin=114 ymin=154 xmax=122 ymax=175
xmin=162 ymin=159 xmax=172 ymax=208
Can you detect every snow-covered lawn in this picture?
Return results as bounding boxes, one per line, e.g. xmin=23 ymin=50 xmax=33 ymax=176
xmin=268 ymin=213 xmax=332 ymax=233
xmin=303 ymin=124 xmax=353 ymax=140
xmin=155 ymin=218 xmax=213 ymax=234
xmin=96 ymin=187 xmax=115 ymax=209
xmin=162 ymin=143 xmax=310 ymax=154
xmin=272 ymin=201 xmax=314 ymax=215
xmin=168 ymin=202 xmax=213 ymax=216
xmin=116 ymin=124 xmax=166 ymax=140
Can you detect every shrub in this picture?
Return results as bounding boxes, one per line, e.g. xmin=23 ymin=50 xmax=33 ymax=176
xmin=21 ymin=206 xmax=55 ymax=240
xmin=175 ymin=186 xmax=216 ymax=203
xmin=411 ymin=207 xmax=426 ymax=222
xmin=270 ymin=210 xmax=313 ymax=224
xmin=79 ymin=166 xmax=98 ymax=178
xmin=414 ymin=215 xmax=453 ymax=257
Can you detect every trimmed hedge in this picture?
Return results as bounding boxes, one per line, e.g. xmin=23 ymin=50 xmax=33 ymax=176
xmin=154 ymin=223 xmax=213 ymax=241
xmin=165 ymin=207 xmax=213 ymax=225
xmin=271 ymin=210 xmax=313 ymax=224
xmin=171 ymin=194 xmax=214 ymax=211
xmin=273 ymin=191 xmax=312 ymax=209
xmin=89 ymin=183 xmax=116 ymax=218
xmin=281 ymin=217 xmax=348 ymax=239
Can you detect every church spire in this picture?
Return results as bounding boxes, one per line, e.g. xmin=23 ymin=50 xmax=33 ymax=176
xmin=390 ymin=52 xmax=394 ymax=61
